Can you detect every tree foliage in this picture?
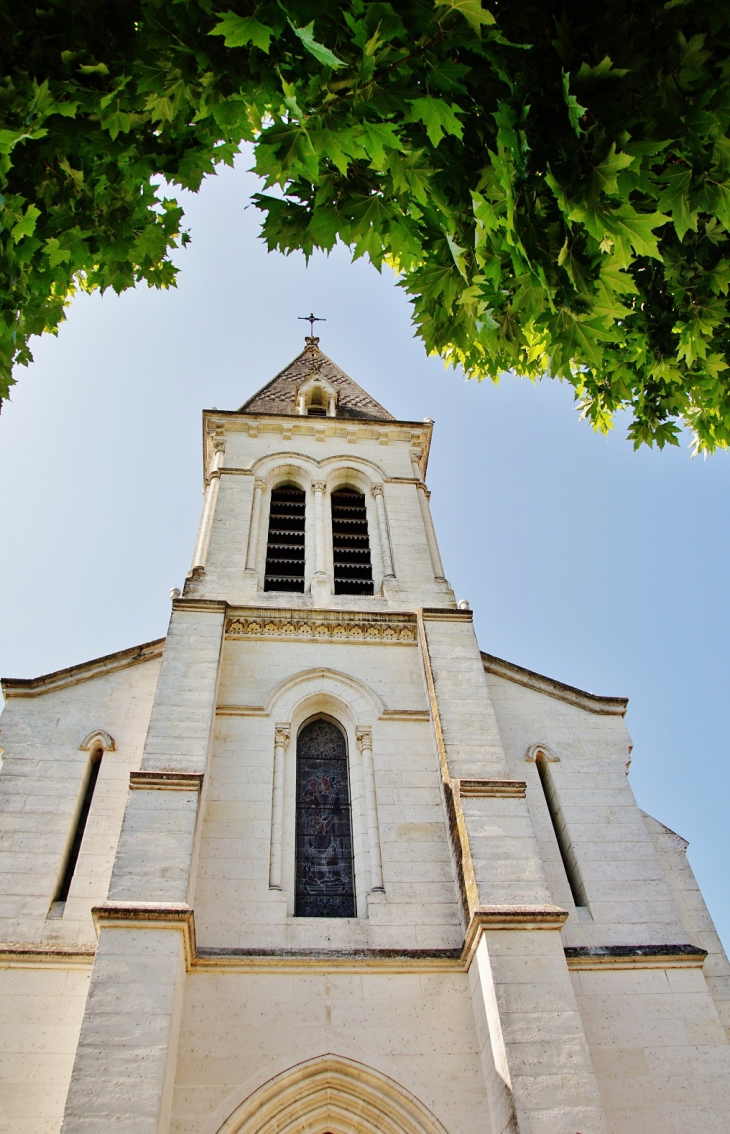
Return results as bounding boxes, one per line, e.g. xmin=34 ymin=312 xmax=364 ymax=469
xmin=2 ymin=0 xmax=730 ymax=451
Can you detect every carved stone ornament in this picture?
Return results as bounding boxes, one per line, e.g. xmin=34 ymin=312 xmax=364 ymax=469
xmin=355 ymin=728 xmax=373 ymax=753
xmin=254 ymin=477 xmax=267 ymax=492
xmin=371 ymin=483 xmax=384 ymax=498
xmin=312 ymin=481 xmax=326 ymax=494
xmin=274 ymin=726 xmax=291 ymax=750
xmin=225 ymin=612 xmax=416 ymax=644
xmin=212 ymin=436 xmax=226 ymax=453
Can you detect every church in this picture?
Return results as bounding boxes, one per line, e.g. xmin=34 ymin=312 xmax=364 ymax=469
xmin=1 ymin=336 xmax=728 ymax=1134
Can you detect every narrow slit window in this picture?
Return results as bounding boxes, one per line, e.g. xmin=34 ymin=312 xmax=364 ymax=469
xmin=295 ymin=719 xmax=355 ymax=918
xmin=331 ymin=487 xmax=373 ymax=596
xmin=53 ymin=750 xmax=102 ymax=908
xmin=535 ymin=752 xmax=589 ymax=909
xmin=264 ymin=484 xmax=305 ymax=592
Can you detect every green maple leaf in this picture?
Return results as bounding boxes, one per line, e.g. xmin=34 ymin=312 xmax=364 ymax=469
xmin=361 ymin=122 xmax=403 ymax=167
xmin=446 ymin=233 xmax=468 ymax=278
xmin=11 ymin=203 xmax=41 ymax=243
xmin=408 ymin=97 xmax=463 ymax=146
xmin=78 ymin=62 xmax=109 ymax=75
xmin=708 ymin=178 xmax=730 ymax=230
xmin=434 ymin=0 xmax=495 ymax=32
xmin=592 ymin=144 xmax=634 ymax=196
xmin=557 ymin=238 xmax=593 ymax=293
xmin=609 ymin=209 xmax=671 ymax=260
xmin=562 ymin=71 xmax=587 ymax=136
xmin=256 ymin=123 xmax=320 ymax=184
xmin=576 ymin=56 xmax=630 ymax=82
xmin=0 ymin=128 xmax=47 ymax=154
xmin=289 ymin=21 xmax=345 ymax=69
xmin=658 ymin=166 xmax=697 ymax=241
xmin=386 ymin=151 xmax=432 ymax=203
xmin=310 ymin=127 xmax=366 ymax=175
xmin=209 ymin=12 xmax=274 ymax=52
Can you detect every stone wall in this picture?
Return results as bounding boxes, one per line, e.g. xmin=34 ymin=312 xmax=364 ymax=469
xmin=0 ymin=963 xmax=91 ymax=1134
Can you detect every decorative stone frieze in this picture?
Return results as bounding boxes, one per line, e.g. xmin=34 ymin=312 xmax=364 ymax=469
xmin=225 ymin=609 xmax=417 ymax=643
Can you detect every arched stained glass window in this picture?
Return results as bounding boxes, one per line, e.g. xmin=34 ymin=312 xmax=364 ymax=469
xmin=295 ymin=719 xmax=355 ymax=918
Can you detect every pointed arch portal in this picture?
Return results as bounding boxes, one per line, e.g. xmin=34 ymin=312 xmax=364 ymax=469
xmin=214 ymin=1055 xmax=450 ymax=1134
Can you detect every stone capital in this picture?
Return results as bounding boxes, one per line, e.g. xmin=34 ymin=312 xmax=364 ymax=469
xmin=371 ymin=483 xmax=384 ymax=498
xmin=356 ymin=727 xmax=373 ymax=753
xmin=274 ymin=725 xmax=291 ymax=750
xmin=312 ymin=481 xmax=326 ymax=495
xmin=254 ymin=477 xmax=267 ymax=493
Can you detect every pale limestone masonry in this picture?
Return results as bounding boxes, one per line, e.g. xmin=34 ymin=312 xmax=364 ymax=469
xmin=1 ymin=338 xmax=728 ymax=1134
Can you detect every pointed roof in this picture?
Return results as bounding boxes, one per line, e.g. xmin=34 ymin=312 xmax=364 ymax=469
xmin=239 ymin=338 xmax=395 ymax=422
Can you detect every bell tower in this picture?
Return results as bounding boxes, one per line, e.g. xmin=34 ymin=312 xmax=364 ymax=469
xmin=57 ymin=337 xmax=613 ymax=1134
xmin=183 ymin=335 xmax=454 ymax=609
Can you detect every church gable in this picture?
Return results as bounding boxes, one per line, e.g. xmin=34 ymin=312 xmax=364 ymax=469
xmin=240 ymin=338 xmax=395 ymax=421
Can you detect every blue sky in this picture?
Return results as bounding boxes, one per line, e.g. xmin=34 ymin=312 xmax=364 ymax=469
xmin=1 ymin=154 xmax=728 ymax=949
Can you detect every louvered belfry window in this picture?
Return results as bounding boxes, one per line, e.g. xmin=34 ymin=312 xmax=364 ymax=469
xmin=264 ymin=484 xmax=305 ymax=592
xmin=331 ymin=487 xmax=374 ymax=595
xmin=295 ymin=719 xmax=355 ymax=918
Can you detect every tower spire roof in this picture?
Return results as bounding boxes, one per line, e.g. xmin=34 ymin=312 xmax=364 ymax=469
xmin=239 ymin=338 xmax=395 ymax=422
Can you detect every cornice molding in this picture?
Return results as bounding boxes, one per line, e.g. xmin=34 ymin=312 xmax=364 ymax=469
xmin=564 ymin=944 xmax=708 ymax=970
xmin=421 ymin=607 xmax=471 ymax=622
xmin=195 ymin=946 xmax=462 ymax=973
xmin=225 ymin=608 xmax=417 ymax=644
xmin=204 ymin=408 xmax=431 ymax=430
xmin=482 ymin=653 xmax=628 ymax=716
xmin=201 ymin=410 xmax=433 ymax=477
xmin=129 ymin=771 xmax=204 ymax=791
xmin=462 ymin=904 xmax=569 ymax=967
xmin=172 ymin=598 xmax=227 ymax=613
xmin=458 ymin=779 xmax=527 ymax=798
xmin=0 ymin=943 xmax=95 ymax=968
xmin=2 ymin=929 xmax=705 ymax=975
xmin=1 ymin=638 xmax=165 ymax=698
xmin=92 ymin=902 xmax=196 ymax=967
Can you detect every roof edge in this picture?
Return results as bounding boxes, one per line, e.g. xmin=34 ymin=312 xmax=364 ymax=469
xmin=482 ymin=652 xmax=628 ymax=716
xmin=2 ymin=638 xmax=165 ymax=699
xmin=204 ymin=408 xmax=429 ymax=428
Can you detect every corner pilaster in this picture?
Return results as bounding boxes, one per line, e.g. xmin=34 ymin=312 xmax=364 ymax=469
xmin=417 ymin=609 xmax=609 ymax=1134
xmin=61 ymin=599 xmax=226 ymax=1134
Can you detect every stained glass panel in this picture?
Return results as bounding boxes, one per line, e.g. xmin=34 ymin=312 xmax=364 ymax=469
xmin=295 ymin=719 xmax=355 ymax=918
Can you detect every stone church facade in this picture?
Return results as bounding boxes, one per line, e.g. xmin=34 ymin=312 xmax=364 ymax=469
xmin=1 ymin=339 xmax=728 ymax=1134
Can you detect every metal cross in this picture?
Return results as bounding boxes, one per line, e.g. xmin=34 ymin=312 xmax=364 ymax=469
xmin=298 ymin=312 xmax=326 ymax=336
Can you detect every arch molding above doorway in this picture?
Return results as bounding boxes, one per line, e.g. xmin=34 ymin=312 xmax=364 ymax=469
xmin=214 ymin=1054 xmax=450 ymax=1134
